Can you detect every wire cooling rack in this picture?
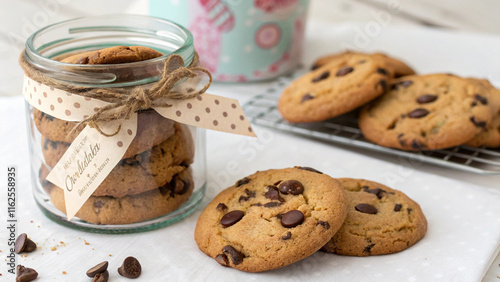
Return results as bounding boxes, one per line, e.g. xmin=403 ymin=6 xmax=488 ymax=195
xmin=242 ymin=73 xmax=500 ymax=175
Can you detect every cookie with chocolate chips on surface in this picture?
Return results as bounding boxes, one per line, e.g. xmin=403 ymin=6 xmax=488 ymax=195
xmin=278 ymin=53 xmax=394 ymax=123
xmin=194 ymin=167 xmax=348 ymax=272
xmin=321 ymin=178 xmax=427 ymax=256
xmin=311 ymin=51 xmax=415 ymax=78
xmin=359 ymin=74 xmax=494 ymax=150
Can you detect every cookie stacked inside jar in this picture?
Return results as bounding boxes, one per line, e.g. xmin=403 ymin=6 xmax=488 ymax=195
xmin=37 ymin=46 xmax=195 ymax=225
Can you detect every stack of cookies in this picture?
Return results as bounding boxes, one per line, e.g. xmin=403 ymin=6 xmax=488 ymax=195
xmin=278 ymin=51 xmax=500 ymax=151
xmin=194 ymin=167 xmax=427 ymax=272
xmin=36 ymin=46 xmax=195 ymax=225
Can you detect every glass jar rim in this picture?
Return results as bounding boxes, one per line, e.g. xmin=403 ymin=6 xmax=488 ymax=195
xmin=24 ymin=14 xmax=195 ymax=87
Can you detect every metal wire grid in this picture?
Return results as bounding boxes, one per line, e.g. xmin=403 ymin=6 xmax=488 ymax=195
xmin=242 ymin=75 xmax=500 ymax=175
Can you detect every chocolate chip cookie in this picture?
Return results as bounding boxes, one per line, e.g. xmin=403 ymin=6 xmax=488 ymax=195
xmin=321 ymin=178 xmax=427 ymax=256
xmin=41 ymin=123 xmax=194 ymax=197
xmin=194 ymin=167 xmax=348 ymax=272
xmin=47 ymin=169 xmax=193 ymax=225
xmin=60 ymin=46 xmax=163 ymax=64
xmin=34 ymin=109 xmax=176 ymax=158
xmin=311 ymin=51 xmax=415 ymax=78
xmin=465 ymin=79 xmax=500 ymax=148
xmin=278 ymin=54 xmax=394 ymax=123
xmin=359 ymin=74 xmax=494 ymax=150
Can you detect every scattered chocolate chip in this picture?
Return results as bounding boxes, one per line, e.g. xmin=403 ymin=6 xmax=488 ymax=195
xmin=215 ymin=254 xmax=229 ymax=266
xmin=278 ymin=180 xmax=304 ymax=195
xmin=273 ymin=180 xmax=282 ymax=186
xmin=235 ymin=177 xmax=250 ymax=187
xmin=474 ymin=94 xmax=488 ymax=105
xmin=264 ymin=202 xmax=283 ymax=208
xmin=394 ymin=204 xmax=402 ymax=212
xmin=216 ymin=203 xmax=228 ymax=211
xmin=411 ymin=139 xmax=426 ymax=149
xmin=43 ymin=112 xmax=54 ymax=121
xmin=336 ymin=67 xmax=353 ymax=77
xmin=378 ymin=79 xmax=387 ymax=91
xmin=281 ymin=210 xmax=305 ymax=228
xmin=86 ymin=261 xmax=108 ymax=278
xmin=118 ymin=256 xmax=141 ymax=279
xmin=16 ymin=265 xmax=38 ymax=282
xmin=391 ymin=80 xmax=413 ymax=90
xmin=355 ymin=203 xmax=378 ymax=214
xmin=417 ymin=94 xmax=438 ymax=104
xmin=408 ymin=108 xmax=429 ymax=118
xmin=276 ymin=213 xmax=284 ymax=220
xmin=222 ymin=246 xmax=244 ymax=265
xmin=310 ymin=63 xmax=320 ymax=71
xmin=407 ymin=208 xmax=413 ymax=214
xmin=364 ymin=188 xmax=386 ymax=199
xmin=312 ymin=71 xmax=330 ymax=82
xmin=282 ymin=232 xmax=292 ymax=240
xmin=239 ymin=189 xmax=256 ymax=202
xmin=264 ymin=186 xmax=285 ymax=202
xmin=221 ymin=210 xmax=244 ymax=227
xmin=296 ymin=166 xmax=323 ymax=174
xmin=363 ymin=244 xmax=375 ymax=253
xmin=93 ymin=270 xmax=109 ymax=282
xmin=238 ymin=196 xmax=250 ymax=202
xmin=317 ymin=221 xmax=330 ymax=229
xmin=251 ymin=203 xmax=262 ymax=207
xmin=376 ymin=68 xmax=388 ymax=75
xmin=301 ymin=93 xmax=315 ymax=103
xmin=320 ymin=242 xmax=338 ymax=253
xmin=94 ymin=200 xmax=104 ymax=209
xmin=171 ymin=175 xmax=190 ymax=195
xmin=15 ymin=233 xmax=36 ymax=254
xmin=470 ymin=117 xmax=486 ymax=129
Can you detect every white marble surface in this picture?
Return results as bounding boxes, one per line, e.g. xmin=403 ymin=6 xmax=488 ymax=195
xmin=0 ymin=0 xmax=499 ymax=281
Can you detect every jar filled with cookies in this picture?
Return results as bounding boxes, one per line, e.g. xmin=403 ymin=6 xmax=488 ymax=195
xmin=20 ymin=15 xmax=213 ymax=233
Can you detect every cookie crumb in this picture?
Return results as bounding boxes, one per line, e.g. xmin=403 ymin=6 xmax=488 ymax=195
xmin=108 ymin=254 xmax=112 ymax=257
xmin=62 ymin=271 xmax=67 ymax=275
xmin=51 ymin=247 xmax=57 ymax=251
xmin=84 ymin=240 xmax=90 ymax=245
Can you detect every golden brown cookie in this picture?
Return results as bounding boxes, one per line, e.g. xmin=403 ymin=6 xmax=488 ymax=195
xmin=47 ymin=169 xmax=193 ymax=225
xmin=41 ymin=123 xmax=194 ymax=197
xmin=359 ymin=74 xmax=494 ymax=150
xmin=321 ymin=178 xmax=427 ymax=256
xmin=278 ymin=54 xmax=393 ymax=123
xmin=465 ymin=79 xmax=500 ymax=148
xmin=311 ymin=51 xmax=415 ymax=78
xmin=34 ymin=109 xmax=176 ymax=158
xmin=194 ymin=167 xmax=348 ymax=272
xmin=60 ymin=46 xmax=163 ymax=64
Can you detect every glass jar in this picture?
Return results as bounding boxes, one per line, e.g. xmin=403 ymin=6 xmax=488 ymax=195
xmin=23 ymin=15 xmax=206 ymax=233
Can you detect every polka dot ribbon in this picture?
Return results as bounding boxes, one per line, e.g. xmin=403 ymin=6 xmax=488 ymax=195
xmin=23 ymin=76 xmax=256 ymax=137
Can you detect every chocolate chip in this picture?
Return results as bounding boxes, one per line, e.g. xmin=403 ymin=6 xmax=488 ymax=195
xmin=238 ymin=196 xmax=250 ymax=202
xmin=215 ymin=254 xmax=229 ymax=266
xmin=216 ymin=203 xmax=228 ymax=211
xmin=222 ymin=246 xmax=244 ymax=265
xmin=310 ymin=63 xmax=320 ymax=71
xmin=363 ymin=243 xmax=375 ymax=253
xmin=408 ymin=108 xmax=429 ymax=118
xmin=296 ymin=166 xmax=323 ymax=174
xmin=281 ymin=210 xmax=305 ymax=228
xmin=336 ymin=67 xmax=353 ymax=77
xmin=282 ymin=232 xmax=292 ymax=240
xmin=171 ymin=175 xmax=190 ymax=195
xmin=42 ymin=112 xmax=54 ymax=121
xmin=377 ymin=68 xmax=388 ymax=75
xmin=251 ymin=203 xmax=262 ymax=207
xmin=355 ymin=203 xmax=378 ymax=214
xmin=264 ymin=202 xmax=283 ymax=208
xmin=16 ymin=265 xmax=38 ymax=282
xmin=474 ymin=94 xmax=488 ymax=105
xmin=411 ymin=139 xmax=426 ymax=149
xmin=15 ymin=233 xmax=36 ymax=254
xmin=235 ymin=177 xmax=250 ymax=187
xmin=93 ymin=270 xmax=109 ymax=282
xmin=378 ymin=79 xmax=387 ymax=91
xmin=118 ymin=256 xmax=141 ymax=279
xmin=312 ymin=71 xmax=330 ymax=82
xmin=364 ymin=188 xmax=386 ymax=199
xmin=417 ymin=94 xmax=438 ymax=104
xmin=301 ymin=93 xmax=315 ymax=103
xmin=86 ymin=261 xmax=108 ymax=278
xmin=394 ymin=204 xmax=402 ymax=212
xmin=317 ymin=221 xmax=330 ymax=229
xmin=274 ymin=180 xmax=282 ymax=186
xmin=276 ymin=213 xmax=284 ymax=220
xmin=397 ymin=133 xmax=406 ymax=146
xmin=220 ymin=210 xmax=244 ymax=227
xmin=391 ymin=80 xmax=413 ymax=90
xmin=278 ymin=180 xmax=304 ymax=195
xmin=239 ymin=189 xmax=256 ymax=202
xmin=407 ymin=208 xmax=413 ymax=214
xmin=264 ymin=186 xmax=285 ymax=202
xmin=94 ymin=200 xmax=104 ymax=209
xmin=470 ymin=117 xmax=486 ymax=129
